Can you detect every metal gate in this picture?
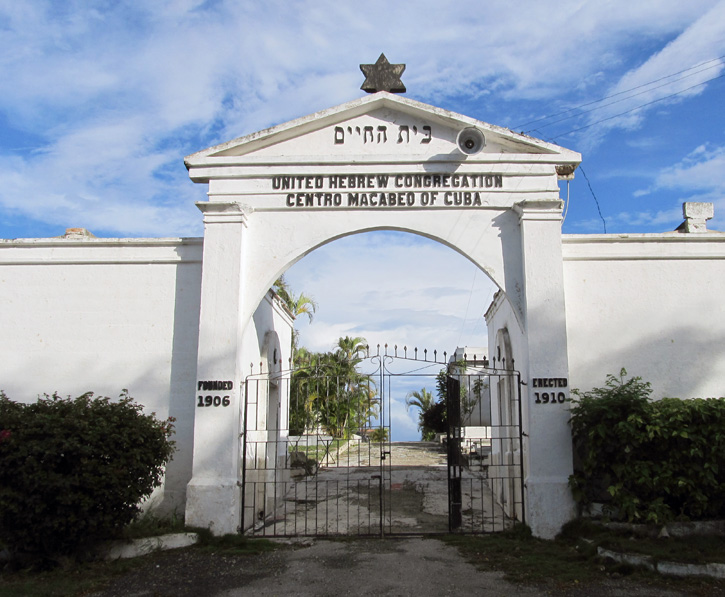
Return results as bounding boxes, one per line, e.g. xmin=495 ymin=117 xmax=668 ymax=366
xmin=240 ymin=346 xmax=524 ymax=536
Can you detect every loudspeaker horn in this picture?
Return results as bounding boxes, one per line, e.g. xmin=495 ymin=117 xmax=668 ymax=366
xmin=456 ymin=127 xmax=486 ymax=155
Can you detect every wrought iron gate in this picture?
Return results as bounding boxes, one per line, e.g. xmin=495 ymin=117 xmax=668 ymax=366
xmin=240 ymin=346 xmax=524 ymax=536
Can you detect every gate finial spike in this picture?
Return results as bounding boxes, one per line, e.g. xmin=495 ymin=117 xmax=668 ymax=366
xmin=424 ymin=348 xmax=428 ymax=360
xmin=377 ymin=343 xmax=381 ymax=356
xmin=434 ymin=349 xmax=437 ymax=361
xmin=404 ymin=345 xmax=407 ymax=358
xmin=443 ymin=351 xmax=447 ymax=362
xmin=394 ymin=344 xmax=398 ymax=357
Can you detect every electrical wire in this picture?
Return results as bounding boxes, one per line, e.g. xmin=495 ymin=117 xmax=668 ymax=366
xmin=579 ymin=167 xmax=607 ymax=233
xmin=525 ymin=62 xmax=723 ymax=132
xmin=551 ymin=72 xmax=725 ymax=139
xmin=515 ymin=55 xmax=725 ymax=130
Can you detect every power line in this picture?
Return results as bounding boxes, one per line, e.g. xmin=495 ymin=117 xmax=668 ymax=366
xmin=580 ymin=168 xmax=607 ymax=234
xmin=514 ymin=54 xmax=725 ymax=131
xmin=525 ymin=61 xmax=723 ymax=132
xmin=529 ymin=129 xmax=608 ymax=234
xmin=551 ymin=72 xmax=725 ymax=139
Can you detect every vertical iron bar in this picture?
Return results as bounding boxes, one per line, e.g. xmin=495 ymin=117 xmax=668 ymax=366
xmin=240 ymin=378 xmax=250 ymax=533
xmin=446 ymin=375 xmax=462 ymax=531
xmin=378 ymin=359 xmax=385 ymax=537
xmin=517 ymin=372 xmax=526 ymax=527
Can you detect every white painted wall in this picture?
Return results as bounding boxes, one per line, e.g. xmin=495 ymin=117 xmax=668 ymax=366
xmin=0 ymin=234 xmax=294 ymax=520
xmin=0 ymin=236 xmax=203 ymax=513
xmin=563 ymin=232 xmax=725 ymax=399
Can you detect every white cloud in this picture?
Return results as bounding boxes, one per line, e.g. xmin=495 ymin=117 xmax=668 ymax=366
xmin=654 ymin=145 xmax=725 ymax=191
xmin=0 ymin=1 xmax=723 ymax=238
xmin=284 ymin=232 xmax=496 ymax=356
xmin=576 ymin=1 xmax=725 ymax=142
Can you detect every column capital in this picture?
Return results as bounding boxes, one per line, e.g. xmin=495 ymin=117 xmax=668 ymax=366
xmin=514 ymin=199 xmax=564 ymax=222
xmin=196 ymin=201 xmax=249 ymax=225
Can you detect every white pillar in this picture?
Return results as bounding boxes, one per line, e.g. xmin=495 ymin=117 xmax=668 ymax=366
xmin=185 ymin=202 xmax=248 ymax=535
xmin=515 ymin=199 xmax=575 ymax=539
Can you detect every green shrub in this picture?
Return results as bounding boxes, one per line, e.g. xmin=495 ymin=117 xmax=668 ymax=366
xmin=0 ymin=390 xmax=175 ymax=559
xmin=569 ymin=369 xmax=725 ymax=524
xmin=421 ymin=401 xmax=447 ymax=435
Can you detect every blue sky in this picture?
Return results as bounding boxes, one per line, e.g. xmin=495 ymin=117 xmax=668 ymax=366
xmin=2 ymin=1 xmax=724 ymax=438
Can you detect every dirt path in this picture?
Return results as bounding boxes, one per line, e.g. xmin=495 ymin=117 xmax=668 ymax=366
xmin=91 ymin=538 xmax=545 ymax=597
xmin=90 ymin=537 xmax=692 ymax=597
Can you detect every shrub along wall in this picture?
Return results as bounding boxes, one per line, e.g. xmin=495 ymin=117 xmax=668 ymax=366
xmin=569 ymin=369 xmax=725 ymax=525
xmin=0 ymin=391 xmax=175 ymax=560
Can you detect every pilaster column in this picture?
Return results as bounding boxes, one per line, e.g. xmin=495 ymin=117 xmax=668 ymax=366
xmin=185 ymin=202 xmax=248 ymax=534
xmin=514 ymin=199 xmax=575 ymax=539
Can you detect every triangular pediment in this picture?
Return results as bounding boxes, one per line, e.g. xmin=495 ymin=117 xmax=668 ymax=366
xmin=185 ymin=93 xmax=580 ymax=179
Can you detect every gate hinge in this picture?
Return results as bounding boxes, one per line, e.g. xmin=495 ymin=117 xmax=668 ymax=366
xmin=522 ymin=431 xmax=529 ymax=437
xmin=236 ymin=481 xmax=243 ymax=487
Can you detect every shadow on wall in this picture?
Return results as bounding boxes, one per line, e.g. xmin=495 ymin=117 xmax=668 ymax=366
xmin=568 ymin=324 xmax=725 ymax=400
xmin=491 ymin=209 xmax=524 ymax=326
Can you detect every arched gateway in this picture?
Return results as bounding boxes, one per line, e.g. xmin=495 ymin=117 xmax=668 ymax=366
xmin=184 ymin=92 xmax=581 ymax=539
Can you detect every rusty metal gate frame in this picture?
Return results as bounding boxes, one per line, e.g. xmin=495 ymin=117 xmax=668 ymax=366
xmin=240 ymin=346 xmax=524 ymax=537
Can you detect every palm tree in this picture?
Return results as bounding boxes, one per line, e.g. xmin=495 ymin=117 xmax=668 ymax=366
xmin=335 ymin=336 xmax=368 ymax=361
xmin=273 ymin=276 xmax=318 ymax=322
xmin=273 ymin=276 xmax=318 ymax=350
xmin=405 ymin=388 xmax=436 ymax=441
xmin=405 ymin=388 xmax=434 ymax=414
xmin=290 ymin=336 xmax=378 ymax=439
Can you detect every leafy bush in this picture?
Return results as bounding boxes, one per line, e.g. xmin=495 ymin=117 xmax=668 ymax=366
xmin=421 ymin=401 xmax=447 ymax=435
xmin=0 ymin=390 xmax=175 ymax=559
xmin=569 ymin=369 xmax=725 ymax=524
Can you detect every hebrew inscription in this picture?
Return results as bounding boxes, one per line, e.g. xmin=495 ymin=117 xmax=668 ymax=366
xmin=334 ymin=125 xmax=431 ymax=145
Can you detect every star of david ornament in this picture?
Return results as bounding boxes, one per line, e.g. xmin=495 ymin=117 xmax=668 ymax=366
xmin=360 ymin=53 xmax=406 ymax=93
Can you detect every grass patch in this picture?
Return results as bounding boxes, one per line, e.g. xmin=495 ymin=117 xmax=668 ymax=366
xmin=563 ymin=519 xmax=725 ymax=565
xmin=443 ymin=521 xmax=725 ymax=594
xmin=290 ymin=438 xmax=348 ymax=462
xmin=192 ymin=530 xmax=280 ymax=555
xmin=443 ymin=524 xmax=601 ymax=587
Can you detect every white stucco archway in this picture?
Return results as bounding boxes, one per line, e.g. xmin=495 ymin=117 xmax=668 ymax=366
xmin=183 ymin=92 xmax=581 ymax=539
